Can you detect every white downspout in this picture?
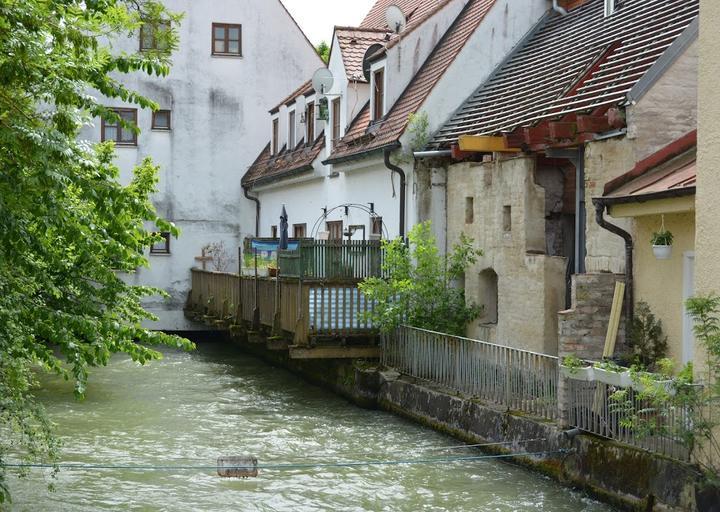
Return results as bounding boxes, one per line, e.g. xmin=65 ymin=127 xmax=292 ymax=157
xmin=552 ymin=0 xmax=567 ymax=15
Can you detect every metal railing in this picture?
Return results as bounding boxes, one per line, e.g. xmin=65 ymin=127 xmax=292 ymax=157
xmin=566 ymin=378 xmax=694 ymax=461
xmin=279 ymin=239 xmax=384 ymax=280
xmin=383 ymin=325 xmax=559 ymax=420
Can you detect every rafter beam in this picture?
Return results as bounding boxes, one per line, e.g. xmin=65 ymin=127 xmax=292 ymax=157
xmin=458 ymin=135 xmax=521 ymax=153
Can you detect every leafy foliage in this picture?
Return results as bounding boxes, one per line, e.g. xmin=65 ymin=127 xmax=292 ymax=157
xmin=0 ymin=0 xmax=193 ymax=503
xmin=651 ymin=229 xmax=674 ymax=246
xmin=316 ymin=41 xmax=330 ymax=64
xmin=359 ymin=222 xmax=483 ymax=336
xmin=610 ymin=295 xmax=720 ymax=481
xmin=628 ymin=301 xmax=668 ymax=369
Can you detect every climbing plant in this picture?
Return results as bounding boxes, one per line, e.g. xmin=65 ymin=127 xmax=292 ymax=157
xmin=0 ymin=0 xmax=193 ymax=504
xmin=359 ymin=222 xmax=483 ymax=336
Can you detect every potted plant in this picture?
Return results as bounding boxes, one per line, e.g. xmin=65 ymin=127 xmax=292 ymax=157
xmin=593 ymin=360 xmax=632 ymax=387
xmin=651 ymin=228 xmax=673 ymax=260
xmin=560 ymin=354 xmax=594 ymax=381
xmin=267 ymin=262 xmax=278 ymax=277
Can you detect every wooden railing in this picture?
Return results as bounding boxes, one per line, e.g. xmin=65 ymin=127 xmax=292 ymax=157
xmin=278 ymin=240 xmax=384 ymax=280
xmin=189 ymin=269 xmax=376 ymax=345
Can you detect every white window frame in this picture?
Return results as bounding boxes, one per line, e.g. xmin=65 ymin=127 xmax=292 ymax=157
xmin=288 ymin=109 xmax=296 ymax=149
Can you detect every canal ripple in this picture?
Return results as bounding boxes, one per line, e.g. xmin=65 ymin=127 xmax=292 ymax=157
xmin=8 ymin=342 xmax=614 ymax=511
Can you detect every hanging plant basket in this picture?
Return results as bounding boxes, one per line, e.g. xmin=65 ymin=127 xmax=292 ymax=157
xmin=652 ymin=245 xmax=672 ymax=260
xmin=651 ymin=216 xmax=673 ymax=261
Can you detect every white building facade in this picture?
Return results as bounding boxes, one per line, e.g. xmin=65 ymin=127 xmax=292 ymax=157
xmin=243 ymin=0 xmax=550 ymax=247
xmin=80 ymin=0 xmax=322 ymax=330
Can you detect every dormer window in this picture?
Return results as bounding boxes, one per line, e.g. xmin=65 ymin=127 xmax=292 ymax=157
xmin=306 ymin=102 xmax=315 ymax=144
xmin=373 ymin=68 xmax=384 ymax=121
xmin=288 ymin=110 xmax=296 ymax=149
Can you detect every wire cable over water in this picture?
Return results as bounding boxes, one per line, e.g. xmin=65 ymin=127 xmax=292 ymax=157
xmin=4 ymin=449 xmax=568 ymax=473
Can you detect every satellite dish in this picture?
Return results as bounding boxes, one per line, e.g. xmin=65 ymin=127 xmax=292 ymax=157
xmin=362 ymin=43 xmax=385 ymax=82
xmin=385 ymin=4 xmax=407 ymax=33
xmin=312 ymin=68 xmax=334 ymax=95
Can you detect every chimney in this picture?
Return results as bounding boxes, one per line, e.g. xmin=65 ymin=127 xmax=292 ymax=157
xmin=556 ymin=0 xmax=615 ymax=14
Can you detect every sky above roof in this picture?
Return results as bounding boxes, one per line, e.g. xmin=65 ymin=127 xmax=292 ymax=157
xmin=282 ymin=0 xmax=376 ymax=45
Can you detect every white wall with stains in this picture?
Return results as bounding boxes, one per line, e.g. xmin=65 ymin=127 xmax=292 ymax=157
xmin=79 ymin=0 xmax=322 ymax=330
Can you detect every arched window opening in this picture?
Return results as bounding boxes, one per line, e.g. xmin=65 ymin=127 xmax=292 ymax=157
xmin=478 ymin=268 xmax=498 ymax=324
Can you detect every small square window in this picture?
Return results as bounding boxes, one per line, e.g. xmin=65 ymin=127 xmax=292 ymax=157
xmin=503 ymin=205 xmax=512 ymax=232
xmin=465 ymin=197 xmax=474 ymax=224
xmin=212 ymin=23 xmax=242 ymax=56
xmin=150 ymin=232 xmax=171 ymax=254
xmin=293 ymin=223 xmax=307 ymax=238
xmin=101 ymin=108 xmax=137 ymax=146
xmin=152 ymin=110 xmax=171 ymax=130
xmin=140 ymin=21 xmax=170 ymax=51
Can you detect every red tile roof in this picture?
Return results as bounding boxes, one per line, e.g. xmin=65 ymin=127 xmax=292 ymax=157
xmin=361 ymin=0 xmax=454 ymax=35
xmin=325 ymin=0 xmax=497 ymax=165
xmin=335 ymin=27 xmax=391 ymax=82
xmin=269 ymin=80 xmax=313 ymax=114
xmin=601 ymin=130 xmax=696 ymax=203
xmin=242 ymin=134 xmax=325 ymax=188
xmin=602 ymin=149 xmax=696 ymax=203
xmin=431 ymin=0 xmax=699 ymax=148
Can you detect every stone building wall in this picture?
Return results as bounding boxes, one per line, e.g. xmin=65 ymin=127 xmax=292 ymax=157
xmin=445 ymin=156 xmax=567 ymax=355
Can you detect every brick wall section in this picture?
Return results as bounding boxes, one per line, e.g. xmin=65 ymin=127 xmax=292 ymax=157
xmin=558 ymin=273 xmax=627 ymax=360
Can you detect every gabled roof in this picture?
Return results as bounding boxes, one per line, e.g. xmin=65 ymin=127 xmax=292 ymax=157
xmin=335 ymin=27 xmax=390 ymax=82
xmin=325 ymin=0 xmax=498 ymax=165
xmin=242 ymin=133 xmax=325 ymax=188
xmin=269 ymin=80 xmax=313 ymax=115
xmin=430 ymin=0 xmax=699 ymax=148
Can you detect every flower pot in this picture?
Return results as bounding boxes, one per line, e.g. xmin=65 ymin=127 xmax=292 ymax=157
xmin=632 ymin=376 xmax=675 ymax=395
xmin=560 ymin=365 xmax=594 ymax=382
xmin=593 ymin=367 xmax=632 ymax=387
xmin=268 ymin=267 xmax=278 ymax=277
xmin=652 ymin=245 xmax=672 ymax=260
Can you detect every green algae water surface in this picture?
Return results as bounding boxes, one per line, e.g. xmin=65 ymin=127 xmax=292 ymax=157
xmin=8 ymin=341 xmax=615 ymax=511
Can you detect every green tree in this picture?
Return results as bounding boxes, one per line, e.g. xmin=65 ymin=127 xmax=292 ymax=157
xmin=316 ymin=41 xmax=330 ymax=64
xmin=0 ymin=0 xmax=194 ymax=503
xmin=359 ymin=222 xmax=483 ymax=336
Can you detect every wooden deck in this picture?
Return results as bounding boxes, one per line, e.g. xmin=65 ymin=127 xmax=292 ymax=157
xmin=185 ymin=268 xmax=381 ymax=359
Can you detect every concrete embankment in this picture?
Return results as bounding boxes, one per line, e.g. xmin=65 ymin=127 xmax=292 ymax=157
xmin=202 ymin=331 xmax=719 ymax=512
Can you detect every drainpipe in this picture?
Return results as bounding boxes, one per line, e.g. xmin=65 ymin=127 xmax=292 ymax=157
xmin=552 ymin=0 xmax=568 ymax=15
xmin=243 ymin=186 xmax=260 ymax=237
xmin=593 ymin=199 xmax=634 ymax=339
xmin=384 ymin=148 xmax=406 ymax=239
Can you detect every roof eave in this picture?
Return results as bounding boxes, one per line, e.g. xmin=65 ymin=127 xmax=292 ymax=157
xmin=323 ymin=141 xmax=401 ymax=166
xmin=597 ymin=186 xmax=696 ymax=206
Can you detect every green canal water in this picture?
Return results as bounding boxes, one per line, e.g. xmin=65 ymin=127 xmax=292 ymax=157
xmin=9 ymin=342 xmax=615 ymax=511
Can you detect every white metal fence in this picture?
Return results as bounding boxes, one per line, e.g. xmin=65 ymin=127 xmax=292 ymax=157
xmin=566 ymin=378 xmax=694 ymax=461
xmin=383 ymin=325 xmax=559 ymax=420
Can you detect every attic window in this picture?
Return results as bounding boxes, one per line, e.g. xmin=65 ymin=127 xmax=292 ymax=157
xmin=372 ymin=68 xmax=384 ymax=121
